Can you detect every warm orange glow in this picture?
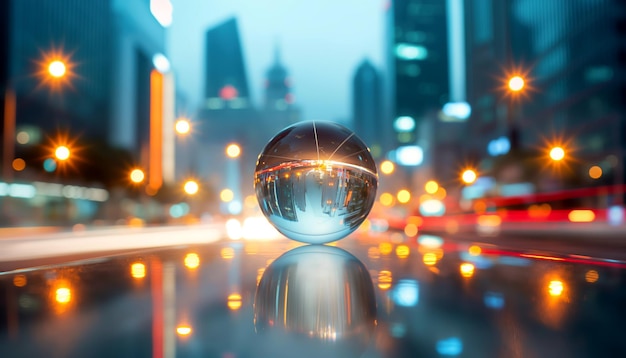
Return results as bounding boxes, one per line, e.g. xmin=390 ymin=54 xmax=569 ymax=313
xmin=244 ymin=195 xmax=257 ymax=208
xmin=397 ymin=189 xmax=411 ymax=204
xmin=424 ymin=180 xmax=439 ymax=194
xmin=378 ymin=270 xmax=392 ymax=290
xmin=380 ymin=160 xmax=395 ymax=175
xmin=13 ymin=275 xmax=27 ymax=287
xmin=568 ymin=210 xmax=595 ymax=223
xmin=404 ymin=223 xmax=418 ymax=237
xmin=43 ymin=134 xmax=82 ymax=173
xmin=176 ymin=325 xmax=192 ymax=336
xmin=227 ymin=293 xmax=243 ymax=310
xmin=588 ymin=166 xmax=602 ymax=179
xmin=396 ymin=245 xmax=410 ymax=259
xmin=131 ymin=262 xmax=146 ymax=279
xmin=55 ymin=145 xmax=70 ymax=161
xmin=460 ymin=263 xmax=475 ymax=278
xmin=175 ymin=118 xmax=191 ymax=135
xmin=48 ymin=60 xmax=66 ymax=78
xmin=12 ymin=158 xmax=26 ymax=171
xmin=549 ymin=146 xmax=565 ymax=161
xmin=585 ymin=270 xmax=599 ymax=283
xmin=508 ymin=76 xmax=525 ymax=92
xmin=379 ymin=242 xmax=393 ymax=255
xmin=35 ymin=47 xmax=76 ymax=91
xmin=477 ymin=214 xmax=502 ymax=227
xmin=3 ymin=89 xmax=16 ymax=181
xmin=528 ymin=204 xmax=552 ymax=218
xmin=473 ymin=200 xmax=487 ymax=213
xmin=130 ymin=169 xmax=145 ymax=184
xmin=407 ymin=215 xmax=423 ymax=226
xmin=379 ymin=192 xmax=394 ymax=206
xmin=226 ymin=143 xmax=241 ymax=158
xmin=461 ymin=169 xmax=477 ymax=184
xmin=468 ymin=245 xmax=482 ymax=256
xmin=221 ymin=247 xmax=235 ymax=259
xmin=548 ymin=280 xmax=564 ymax=297
xmin=220 ymin=188 xmax=234 ymax=202
xmin=368 ymin=246 xmax=381 ymax=259
xmin=423 ymin=252 xmax=438 ymax=266
xmin=55 ymin=287 xmax=71 ymax=304
xmin=433 ymin=187 xmax=447 ymax=200
xmin=184 ymin=253 xmax=200 ymax=269
xmin=445 ymin=219 xmax=459 ymax=234
xmin=149 ymin=70 xmax=164 ymax=193
xmin=183 ymin=180 xmax=199 ymax=195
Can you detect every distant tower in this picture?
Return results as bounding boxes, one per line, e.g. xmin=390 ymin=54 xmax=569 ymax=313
xmin=264 ymin=44 xmax=294 ymax=111
xmin=204 ymin=17 xmax=250 ymax=109
xmin=352 ymin=59 xmax=383 ymax=157
xmin=260 ymin=42 xmax=300 ymax=134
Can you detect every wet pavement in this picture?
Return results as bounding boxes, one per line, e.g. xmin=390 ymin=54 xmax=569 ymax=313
xmin=1 ymin=232 xmax=625 ymax=357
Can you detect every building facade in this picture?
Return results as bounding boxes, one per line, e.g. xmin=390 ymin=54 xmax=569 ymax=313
xmin=352 ymin=59 xmax=383 ymax=158
xmin=465 ymin=0 xmax=626 ymax=197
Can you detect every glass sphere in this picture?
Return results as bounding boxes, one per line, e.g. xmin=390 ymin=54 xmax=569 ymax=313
xmin=254 ymin=245 xmax=377 ymax=357
xmin=255 ymin=120 xmax=378 ymax=244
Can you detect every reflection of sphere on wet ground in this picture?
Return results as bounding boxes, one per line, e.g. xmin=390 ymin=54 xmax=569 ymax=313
xmin=255 ymin=121 xmax=378 ymax=244
xmin=254 ymin=245 xmax=377 ymax=358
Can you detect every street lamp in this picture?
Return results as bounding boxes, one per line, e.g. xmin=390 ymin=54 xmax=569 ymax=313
xmin=549 ymin=146 xmax=565 ymax=162
xmin=380 ymin=160 xmax=395 ymax=175
xmin=48 ymin=60 xmax=67 ymax=78
xmin=183 ymin=180 xmax=199 ymax=195
xmin=461 ymin=169 xmax=477 ymax=185
xmin=226 ymin=143 xmax=241 ymax=158
xmin=3 ymin=49 xmax=72 ymax=181
xmin=54 ymin=145 xmax=70 ymax=161
xmin=130 ymin=168 xmax=145 ymax=184
xmin=508 ymin=76 xmax=525 ymax=92
xmin=175 ymin=118 xmax=191 ymax=135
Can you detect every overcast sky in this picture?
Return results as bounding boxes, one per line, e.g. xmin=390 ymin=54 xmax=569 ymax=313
xmin=167 ymin=0 xmax=385 ymax=123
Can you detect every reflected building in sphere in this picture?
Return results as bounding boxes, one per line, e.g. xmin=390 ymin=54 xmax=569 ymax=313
xmin=255 ymin=245 xmax=377 ymax=357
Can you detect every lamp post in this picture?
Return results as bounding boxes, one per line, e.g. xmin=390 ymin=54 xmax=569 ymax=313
xmin=3 ymin=54 xmax=70 ymax=181
xmin=506 ymin=74 xmax=526 ymax=151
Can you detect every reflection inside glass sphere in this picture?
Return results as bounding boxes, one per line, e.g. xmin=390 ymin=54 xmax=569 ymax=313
xmin=255 ymin=121 xmax=378 ymax=244
xmin=254 ymin=245 xmax=377 ymax=358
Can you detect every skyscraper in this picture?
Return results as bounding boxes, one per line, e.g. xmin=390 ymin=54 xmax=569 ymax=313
xmin=352 ymin=59 xmax=383 ymax=158
xmin=203 ymin=17 xmax=250 ymax=110
xmin=388 ymin=0 xmax=450 ymax=147
xmin=197 ymin=18 xmax=259 ymax=210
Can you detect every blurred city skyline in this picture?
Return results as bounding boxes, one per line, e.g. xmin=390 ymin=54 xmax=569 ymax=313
xmin=167 ymin=0 xmax=386 ymax=122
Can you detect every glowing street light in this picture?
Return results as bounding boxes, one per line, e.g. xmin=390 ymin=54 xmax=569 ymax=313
xmin=48 ymin=60 xmax=67 ymax=78
xmin=226 ymin=143 xmax=241 ymax=158
xmin=549 ymin=146 xmax=565 ymax=161
xmin=461 ymin=169 xmax=477 ymax=185
xmin=424 ymin=180 xmax=439 ymax=194
xmin=183 ymin=180 xmax=199 ymax=195
xmin=380 ymin=160 xmax=395 ymax=175
xmin=508 ymin=76 xmax=525 ymax=92
xmin=55 ymin=145 xmax=70 ymax=161
xmin=130 ymin=168 xmax=145 ymax=184
xmin=175 ymin=118 xmax=191 ymax=135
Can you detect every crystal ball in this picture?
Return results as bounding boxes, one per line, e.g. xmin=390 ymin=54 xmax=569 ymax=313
xmin=254 ymin=120 xmax=378 ymax=244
